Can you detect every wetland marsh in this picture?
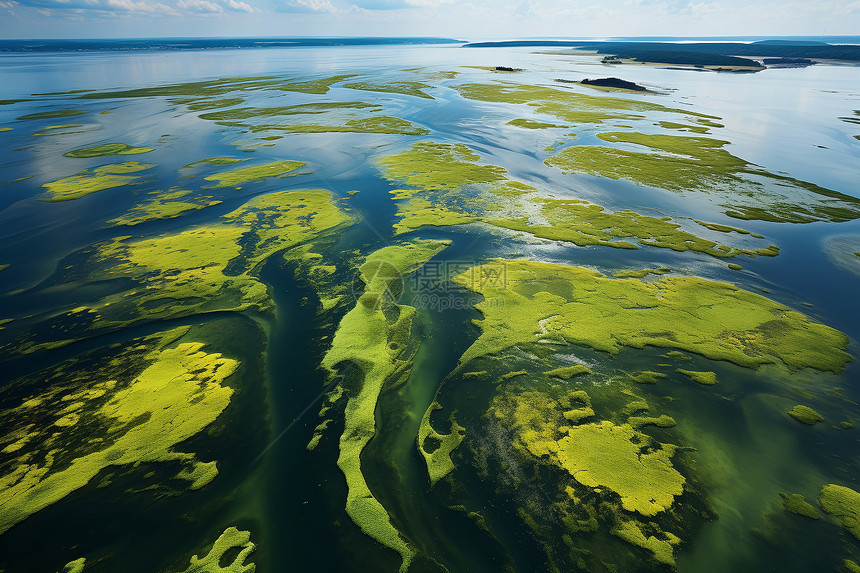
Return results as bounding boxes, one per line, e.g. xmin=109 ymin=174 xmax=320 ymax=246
xmin=0 ymin=40 xmax=859 ymax=573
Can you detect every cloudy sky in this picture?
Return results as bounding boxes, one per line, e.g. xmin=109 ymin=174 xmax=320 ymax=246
xmin=0 ymin=0 xmax=857 ymax=40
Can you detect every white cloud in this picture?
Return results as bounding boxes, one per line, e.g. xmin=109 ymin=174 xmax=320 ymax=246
xmin=275 ymin=0 xmax=334 ymax=12
xmin=405 ymin=0 xmax=454 ymax=7
xmin=177 ymin=0 xmax=222 ymax=11
xmin=227 ymin=0 xmax=255 ymax=11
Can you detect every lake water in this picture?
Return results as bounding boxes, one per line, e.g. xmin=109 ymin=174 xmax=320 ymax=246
xmin=0 ymin=41 xmax=859 ymax=573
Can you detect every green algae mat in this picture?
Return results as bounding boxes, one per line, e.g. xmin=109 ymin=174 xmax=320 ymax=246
xmin=0 ymin=46 xmax=859 ymax=573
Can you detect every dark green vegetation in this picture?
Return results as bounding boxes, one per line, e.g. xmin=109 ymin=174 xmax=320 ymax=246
xmin=578 ymin=77 xmax=649 ymax=91
xmin=64 ymin=143 xmax=154 ymax=158
xmin=464 ymin=40 xmax=860 ymax=63
xmin=16 ymin=109 xmax=86 ymax=121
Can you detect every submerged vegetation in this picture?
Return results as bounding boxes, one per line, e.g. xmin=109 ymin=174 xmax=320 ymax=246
xmin=317 ymin=239 xmax=450 ymax=571
xmin=0 ymin=49 xmax=858 ymax=573
xmin=0 ymin=327 xmax=237 ymax=535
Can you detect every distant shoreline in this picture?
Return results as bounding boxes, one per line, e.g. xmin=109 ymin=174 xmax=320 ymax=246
xmin=0 ymin=37 xmax=464 ymax=53
xmin=463 ymin=40 xmax=860 ymax=66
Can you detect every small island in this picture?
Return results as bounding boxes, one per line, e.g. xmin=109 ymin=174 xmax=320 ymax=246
xmin=578 ymin=77 xmax=649 ymax=92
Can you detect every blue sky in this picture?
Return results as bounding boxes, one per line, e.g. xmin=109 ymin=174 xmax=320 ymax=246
xmin=0 ymin=0 xmax=858 ymax=39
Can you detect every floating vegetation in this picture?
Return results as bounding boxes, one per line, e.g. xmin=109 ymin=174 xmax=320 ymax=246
xmin=177 ymin=527 xmax=256 ymax=573
xmin=788 ymin=404 xmax=824 ymax=424
xmin=455 ymin=82 xmax=712 ymax=124
xmin=173 ymin=97 xmax=245 ymax=111
xmin=0 ymin=327 xmax=237 ymax=535
xmin=417 ymin=401 xmax=465 ymax=486
xmin=203 ymin=160 xmax=305 ymax=188
xmin=558 ymin=421 xmax=684 ymax=516
xmin=344 ymin=81 xmax=434 ymax=99
xmin=379 ymin=141 xmax=780 ymax=259
xmin=506 ymin=118 xmax=568 ymax=129
xmin=42 ymin=161 xmax=156 ymax=201
xmin=64 ymin=143 xmax=154 ymax=158
xmin=317 ymin=239 xmax=449 ymax=571
xmin=481 ymin=372 xmax=702 ymax=568
xmin=106 ymin=189 xmax=222 ymax=227
xmin=275 ymin=74 xmax=357 ymax=94
xmin=1 ymin=47 xmax=858 ymax=573
xmin=677 ymin=369 xmax=718 ymax=385
xmin=198 ymin=101 xmax=381 ymax=122
xmin=32 ymin=124 xmax=87 ymax=136
xmin=60 ymin=558 xmax=86 ymax=573
xmin=79 ymin=76 xmax=283 ymax=100
xmin=819 ymin=484 xmax=860 ymax=539
xmin=658 ymin=120 xmax=711 ymax=134
xmin=779 ymin=492 xmax=819 ymax=519
xmin=547 ymin=132 xmax=860 ymax=223
xmin=16 ymin=109 xmax=86 ymax=121
xmin=4 ymin=189 xmax=354 ymax=354
xmin=453 ymin=260 xmax=851 ymax=372
xmin=251 ymin=116 xmax=428 ymax=136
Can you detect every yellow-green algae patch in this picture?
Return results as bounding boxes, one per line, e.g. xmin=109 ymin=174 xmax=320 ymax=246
xmin=487 ymin=198 xmax=773 ymax=258
xmin=378 ymin=142 xmax=774 ymax=259
xmin=0 ymin=329 xmax=238 ymax=535
xmin=32 ymin=124 xmax=87 ymax=136
xmin=42 ymin=161 xmax=155 ymax=202
xmin=344 ymin=81 xmax=433 ymax=99
xmin=455 ymin=82 xmax=712 ymax=124
xmin=60 ymin=558 xmax=86 ymax=573
xmin=611 ymin=520 xmax=680 ymax=565
xmin=819 ymin=484 xmax=860 ymax=540
xmin=251 ymin=116 xmax=428 ymax=136
xmin=658 ymin=120 xmax=711 ymax=134
xmin=629 ymin=370 xmax=667 ymax=384
xmin=321 ymin=239 xmax=449 ymax=571
xmin=64 ymin=143 xmax=154 ymax=158
xmin=197 ymin=101 xmax=380 ymax=122
xmin=677 ymin=369 xmax=718 ymax=385
xmin=695 ymin=219 xmax=765 ymax=238
xmin=203 ymin=160 xmax=305 ymax=188
xmin=88 ymin=189 xmax=354 ymax=326
xmin=546 ymin=132 xmax=860 ymax=224
xmin=2 ymin=189 xmax=355 ymax=354
xmin=544 ymin=364 xmax=592 ymax=379
xmin=614 ymin=267 xmax=671 ymax=278
xmin=487 ymin=381 xmax=692 ymax=566
xmin=452 ymin=260 xmax=851 ymax=372
xmin=173 ymin=97 xmax=245 ymax=111
xmin=178 ymin=527 xmax=255 ymax=573
xmin=417 ymin=401 xmax=466 ymax=486
xmin=107 ymin=192 xmax=222 ymax=227
xmin=17 ymin=109 xmax=86 ymax=121
xmin=181 ymin=157 xmax=247 ymax=170
xmin=79 ymin=76 xmax=285 ymax=100
xmin=779 ymin=492 xmax=819 ymax=519
xmin=788 ymin=404 xmax=824 ymax=425
xmin=275 ymin=73 xmax=357 ymax=94
xmin=506 ymin=118 xmax=567 ymax=129
xmin=558 ymin=421 xmax=684 ymax=516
